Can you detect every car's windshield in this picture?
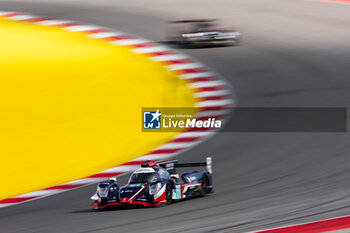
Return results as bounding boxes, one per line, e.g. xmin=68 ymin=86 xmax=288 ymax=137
xmin=129 ymin=172 xmax=156 ymax=184
xmin=192 ymin=23 xmax=219 ymax=32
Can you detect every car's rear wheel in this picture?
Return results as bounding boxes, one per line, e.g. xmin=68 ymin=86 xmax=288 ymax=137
xmin=199 ymin=174 xmax=209 ymax=197
xmin=165 ymin=183 xmax=173 ymax=205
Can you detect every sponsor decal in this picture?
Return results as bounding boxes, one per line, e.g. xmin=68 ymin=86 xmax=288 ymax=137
xmin=128 ymin=184 xmax=143 ymax=187
xmin=185 ymin=175 xmax=197 ymax=183
xmin=142 ymin=108 xmax=223 ymax=132
xmin=166 ymin=163 xmax=174 ymax=170
xmin=172 ymin=185 xmax=182 ymax=200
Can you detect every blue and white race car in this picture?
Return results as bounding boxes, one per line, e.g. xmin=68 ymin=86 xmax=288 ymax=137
xmin=91 ymin=157 xmax=213 ymax=209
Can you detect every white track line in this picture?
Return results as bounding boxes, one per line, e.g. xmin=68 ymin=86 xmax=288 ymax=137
xmin=132 ymin=153 xmax=179 ymax=161
xmin=94 ymin=165 xmax=140 ymax=173
xmin=0 ymin=204 xmax=15 ymax=208
xmin=36 ymin=20 xmax=75 ymax=26
xmin=195 ymin=109 xmax=231 ymax=118
xmin=132 ymin=46 xmax=170 ymax=54
xmin=88 ymin=32 xmax=123 ymax=38
xmin=111 ymin=39 xmax=151 ymax=45
xmin=64 ymin=25 xmax=105 ymax=32
xmin=179 ymin=72 xmax=215 ymax=79
xmin=189 ymin=80 xmax=226 ymax=88
xmin=155 ymin=141 xmax=201 ymax=150
xmin=166 ymin=63 xmax=203 ymax=71
xmin=195 ymin=99 xmax=233 ymax=107
xmin=0 ymin=11 xmax=16 ymax=16
xmin=64 ymin=178 xmax=106 ymax=185
xmin=151 ymin=54 xmax=188 ymax=62
xmin=194 ymin=90 xmax=231 ymax=98
xmin=16 ymin=190 xmax=62 ymax=198
xmin=174 ymin=131 xmax=215 ymax=138
xmin=6 ymin=15 xmax=38 ymax=20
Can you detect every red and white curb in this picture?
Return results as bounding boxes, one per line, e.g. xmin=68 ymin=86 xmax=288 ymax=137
xmin=0 ymin=11 xmax=234 ymax=208
xmin=253 ymin=214 xmax=350 ymax=233
xmin=312 ymin=0 xmax=350 ymax=5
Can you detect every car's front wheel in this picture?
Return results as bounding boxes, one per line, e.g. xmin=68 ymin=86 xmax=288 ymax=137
xmin=165 ymin=183 xmax=173 ymax=205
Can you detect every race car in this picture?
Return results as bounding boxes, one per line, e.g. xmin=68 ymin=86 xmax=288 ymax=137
xmin=91 ymin=157 xmax=213 ymax=209
xmin=167 ymin=19 xmax=241 ymax=47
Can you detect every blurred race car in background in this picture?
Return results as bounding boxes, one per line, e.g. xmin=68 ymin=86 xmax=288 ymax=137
xmin=91 ymin=157 xmax=213 ymax=209
xmin=167 ymin=19 xmax=241 ymax=47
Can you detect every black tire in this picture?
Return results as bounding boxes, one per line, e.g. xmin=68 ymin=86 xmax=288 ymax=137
xmin=199 ymin=174 xmax=209 ymax=197
xmin=165 ymin=183 xmax=172 ymax=205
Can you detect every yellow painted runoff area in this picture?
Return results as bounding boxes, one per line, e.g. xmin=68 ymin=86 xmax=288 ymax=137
xmin=0 ymin=19 xmax=196 ymax=200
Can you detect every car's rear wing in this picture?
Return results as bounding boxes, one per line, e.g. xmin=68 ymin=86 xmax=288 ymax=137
xmin=158 ymin=157 xmax=212 ymax=174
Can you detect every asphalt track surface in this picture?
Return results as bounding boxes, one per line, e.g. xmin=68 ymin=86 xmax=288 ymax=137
xmin=0 ymin=0 xmax=350 ymax=232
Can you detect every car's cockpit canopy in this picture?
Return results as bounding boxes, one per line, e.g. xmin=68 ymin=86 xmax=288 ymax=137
xmin=128 ymin=165 xmax=170 ymax=184
xmin=168 ymin=19 xmax=225 ymax=34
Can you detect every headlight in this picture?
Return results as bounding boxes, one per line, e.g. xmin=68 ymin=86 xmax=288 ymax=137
xmin=91 ymin=193 xmax=99 ymax=201
xmin=149 ymin=183 xmax=162 ymax=195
